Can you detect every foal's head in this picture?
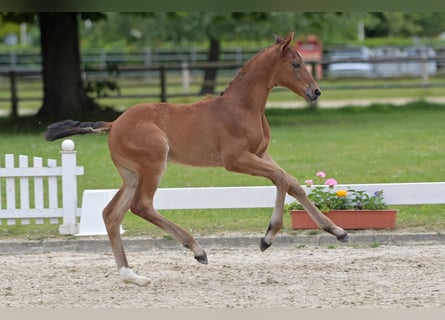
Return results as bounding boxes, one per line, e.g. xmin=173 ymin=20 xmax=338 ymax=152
xmin=273 ymin=32 xmax=321 ymax=103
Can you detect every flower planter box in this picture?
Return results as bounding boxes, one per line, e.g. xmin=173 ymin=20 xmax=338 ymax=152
xmin=289 ymin=209 xmax=398 ymax=230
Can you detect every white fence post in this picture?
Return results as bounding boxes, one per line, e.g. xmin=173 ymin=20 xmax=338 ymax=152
xmin=181 ymin=61 xmax=190 ymax=93
xmin=5 ymin=154 xmax=16 ymax=225
xmin=59 ymin=139 xmax=80 ymax=235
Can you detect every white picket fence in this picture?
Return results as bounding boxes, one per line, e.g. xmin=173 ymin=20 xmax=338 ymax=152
xmin=0 ymin=140 xmax=83 ymax=234
xmin=2 ymin=139 xmax=445 ymax=236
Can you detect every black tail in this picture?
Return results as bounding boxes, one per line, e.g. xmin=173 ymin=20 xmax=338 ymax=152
xmin=44 ymin=119 xmax=112 ymax=141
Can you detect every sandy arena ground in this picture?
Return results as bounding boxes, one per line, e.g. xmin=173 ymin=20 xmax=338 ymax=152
xmin=0 ymin=243 xmax=444 ymax=308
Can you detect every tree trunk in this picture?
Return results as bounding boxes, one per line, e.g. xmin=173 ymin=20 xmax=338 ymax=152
xmin=37 ymin=13 xmax=92 ymax=119
xmin=200 ymin=36 xmax=220 ymax=95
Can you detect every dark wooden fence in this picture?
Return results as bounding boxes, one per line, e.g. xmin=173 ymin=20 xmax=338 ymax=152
xmin=1 ymin=56 xmax=445 ymax=117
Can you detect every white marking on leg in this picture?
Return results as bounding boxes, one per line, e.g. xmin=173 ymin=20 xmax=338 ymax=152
xmin=119 ymin=267 xmax=150 ymax=286
xmin=264 ymin=232 xmax=274 ymax=244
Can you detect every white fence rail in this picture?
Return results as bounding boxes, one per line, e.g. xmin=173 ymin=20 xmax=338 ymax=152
xmin=0 ymin=140 xmax=83 ymax=234
xmin=2 ymin=139 xmax=445 ymax=236
xmin=76 ymin=182 xmax=445 ymax=236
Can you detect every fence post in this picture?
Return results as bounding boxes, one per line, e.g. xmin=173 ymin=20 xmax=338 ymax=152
xmin=59 ymin=139 xmax=79 ymax=235
xmin=143 ymin=48 xmax=152 ymax=66
xmin=421 ymin=52 xmax=429 ymax=86
xmin=181 ymin=62 xmax=190 ymax=93
xmin=159 ymin=65 xmax=167 ymax=102
xmin=9 ymin=71 xmax=18 ymax=118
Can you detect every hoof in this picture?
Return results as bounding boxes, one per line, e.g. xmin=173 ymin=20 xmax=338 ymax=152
xmin=195 ymin=253 xmax=208 ymax=265
xmin=337 ymin=232 xmax=350 ymax=242
xmin=260 ymin=237 xmax=272 ymax=252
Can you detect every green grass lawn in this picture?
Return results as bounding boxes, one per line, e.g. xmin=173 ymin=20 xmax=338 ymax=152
xmin=1 ymin=102 xmax=445 ymax=239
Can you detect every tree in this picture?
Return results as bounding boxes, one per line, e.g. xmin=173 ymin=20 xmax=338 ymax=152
xmin=364 ymin=12 xmax=445 ymax=38
xmin=3 ymin=12 xmax=444 ymax=120
xmin=1 ymin=12 xmax=106 ymax=120
xmin=156 ymin=13 xmax=272 ymax=94
xmin=37 ymin=13 xmax=90 ymax=119
xmin=144 ymin=13 xmax=362 ymax=94
xmin=79 ymin=12 xmax=418 ymax=95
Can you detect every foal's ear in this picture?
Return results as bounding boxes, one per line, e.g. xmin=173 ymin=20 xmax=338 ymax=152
xmin=278 ymin=31 xmax=294 ymax=52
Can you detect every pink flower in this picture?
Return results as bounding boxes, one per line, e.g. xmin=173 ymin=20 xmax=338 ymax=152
xmin=324 ymin=178 xmax=338 ymax=186
xmin=304 ymin=179 xmax=313 ymax=186
xmin=316 ymin=171 xmax=326 ymax=178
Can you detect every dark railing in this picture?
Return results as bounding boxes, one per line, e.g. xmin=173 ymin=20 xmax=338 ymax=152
xmin=1 ymin=56 xmax=445 ymax=117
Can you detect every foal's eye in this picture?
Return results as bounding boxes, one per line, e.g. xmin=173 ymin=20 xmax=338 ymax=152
xmin=292 ymin=62 xmax=300 ymax=69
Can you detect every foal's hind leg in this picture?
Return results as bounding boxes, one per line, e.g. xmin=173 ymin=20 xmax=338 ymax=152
xmin=130 ymin=167 xmax=208 ymax=265
xmin=103 ymin=168 xmax=150 ymax=286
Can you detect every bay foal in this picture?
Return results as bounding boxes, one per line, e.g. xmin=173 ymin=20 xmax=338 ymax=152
xmin=45 ymin=32 xmax=349 ymax=286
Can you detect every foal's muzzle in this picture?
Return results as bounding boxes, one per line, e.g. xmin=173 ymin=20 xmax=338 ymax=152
xmin=305 ymin=87 xmax=322 ymax=102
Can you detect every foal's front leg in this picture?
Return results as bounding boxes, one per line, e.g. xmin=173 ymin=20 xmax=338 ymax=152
xmin=262 ymin=153 xmax=349 ymax=243
xmin=223 ymin=151 xmax=290 ymax=251
xmin=260 ymin=180 xmax=288 ymax=251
